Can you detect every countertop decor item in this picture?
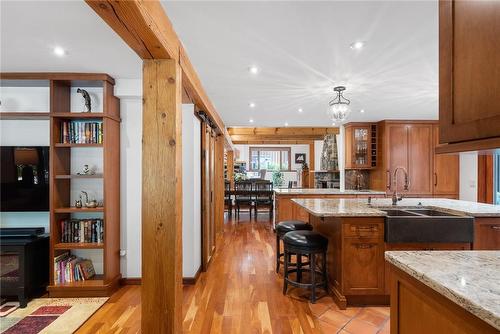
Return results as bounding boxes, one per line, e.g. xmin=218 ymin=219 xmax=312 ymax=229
xmin=327 ymin=86 xmax=350 ymax=122
xmin=76 ymin=88 xmax=92 ymax=112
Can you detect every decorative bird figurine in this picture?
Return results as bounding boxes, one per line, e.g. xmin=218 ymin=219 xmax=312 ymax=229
xmin=77 ymin=88 xmax=92 ymax=112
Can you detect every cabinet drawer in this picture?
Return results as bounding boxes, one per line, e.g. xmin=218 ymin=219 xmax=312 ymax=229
xmin=343 ymin=222 xmax=383 ymax=238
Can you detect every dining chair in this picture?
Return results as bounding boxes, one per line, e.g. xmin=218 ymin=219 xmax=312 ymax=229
xmin=234 ymin=181 xmax=254 ymax=219
xmin=254 ymin=180 xmax=274 ymax=219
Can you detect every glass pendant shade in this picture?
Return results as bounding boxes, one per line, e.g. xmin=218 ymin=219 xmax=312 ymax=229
xmin=327 ymin=86 xmax=351 ymax=122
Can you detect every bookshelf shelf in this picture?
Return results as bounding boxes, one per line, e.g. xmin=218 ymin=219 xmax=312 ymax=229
xmin=45 ymin=73 xmax=121 ymax=297
xmin=52 ymin=112 xmax=120 ymax=122
xmin=54 ymin=207 xmax=104 ymax=213
xmin=54 ymin=143 xmax=103 ymax=148
xmin=55 ymin=174 xmax=103 ymax=179
xmin=54 ymin=242 xmax=104 ymax=250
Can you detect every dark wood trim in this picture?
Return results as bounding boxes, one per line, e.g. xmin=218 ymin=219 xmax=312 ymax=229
xmin=436 ymin=137 xmax=500 ymax=154
xmin=182 ymin=265 xmax=202 ymax=285
xmin=120 ymin=277 xmax=142 ymax=285
xmin=0 ymin=112 xmax=50 ymax=120
xmin=478 ymin=155 xmax=494 ymax=204
xmin=0 ymin=72 xmax=114 ymax=84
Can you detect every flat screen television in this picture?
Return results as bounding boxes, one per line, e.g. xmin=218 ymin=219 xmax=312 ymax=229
xmin=0 ymin=146 xmax=49 ymax=212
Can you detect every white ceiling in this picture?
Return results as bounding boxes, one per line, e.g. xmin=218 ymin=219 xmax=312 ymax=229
xmin=0 ymin=1 xmax=142 ymax=79
xmin=1 ymin=1 xmax=438 ymax=127
xmin=163 ymin=0 xmax=439 ymax=127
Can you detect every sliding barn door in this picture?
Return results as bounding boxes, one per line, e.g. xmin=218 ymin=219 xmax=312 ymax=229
xmin=201 ymin=122 xmax=216 ymax=270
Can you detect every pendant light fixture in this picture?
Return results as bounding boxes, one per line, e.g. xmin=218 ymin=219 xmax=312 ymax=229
xmin=327 ymin=86 xmax=351 ymax=122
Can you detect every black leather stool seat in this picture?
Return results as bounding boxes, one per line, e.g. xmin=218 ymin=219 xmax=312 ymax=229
xmin=276 ymin=220 xmax=312 ymax=235
xmin=275 ymin=220 xmax=311 ymax=273
xmin=283 ymin=231 xmax=327 ymax=251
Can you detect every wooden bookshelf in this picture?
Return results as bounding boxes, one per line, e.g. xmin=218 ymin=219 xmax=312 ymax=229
xmin=31 ymin=73 xmax=122 ymax=298
xmin=54 ymin=243 xmax=105 ymax=250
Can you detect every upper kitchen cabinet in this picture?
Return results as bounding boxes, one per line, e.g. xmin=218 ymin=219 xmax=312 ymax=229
xmin=344 ymin=123 xmax=377 ymax=169
xmin=370 ymin=121 xmax=458 ymax=198
xmin=438 ymin=0 xmax=500 ymax=153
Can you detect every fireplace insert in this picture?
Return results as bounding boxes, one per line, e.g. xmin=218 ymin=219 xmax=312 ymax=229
xmin=0 ymin=228 xmax=49 ymax=307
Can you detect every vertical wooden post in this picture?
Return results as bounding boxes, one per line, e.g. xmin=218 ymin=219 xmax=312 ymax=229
xmin=309 ymin=141 xmax=315 ymax=171
xmin=142 ymin=59 xmax=182 ymax=334
xmin=227 ymin=150 xmax=235 ymax=189
xmin=214 ymin=135 xmax=225 ymax=234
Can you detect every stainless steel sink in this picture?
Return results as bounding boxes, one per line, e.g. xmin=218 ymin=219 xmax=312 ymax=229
xmin=381 ymin=207 xmax=474 ymax=243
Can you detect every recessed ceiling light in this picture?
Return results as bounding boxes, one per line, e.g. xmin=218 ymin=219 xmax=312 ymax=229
xmin=284 ymin=122 xmax=289 ymax=127
xmin=249 ymin=65 xmax=259 ymax=74
xmin=350 ymin=41 xmax=365 ymax=50
xmin=249 ymin=102 xmax=256 ymax=108
xmin=298 ymin=108 xmax=303 ymax=113
xmin=332 ymin=122 xmax=336 ymax=126
xmin=53 ymin=46 xmax=66 ymax=57
xmin=249 ymin=118 xmax=254 ymax=123
xmin=360 ymin=109 xmax=365 ymax=113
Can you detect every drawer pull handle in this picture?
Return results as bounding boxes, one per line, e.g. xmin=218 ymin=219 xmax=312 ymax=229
xmin=355 ymin=227 xmax=376 ymax=231
xmin=491 ymin=226 xmax=500 ymax=230
xmin=356 ymin=244 xmax=375 ymax=249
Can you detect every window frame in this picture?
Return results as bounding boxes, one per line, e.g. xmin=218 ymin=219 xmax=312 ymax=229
xmin=249 ymin=146 xmax=292 ymax=172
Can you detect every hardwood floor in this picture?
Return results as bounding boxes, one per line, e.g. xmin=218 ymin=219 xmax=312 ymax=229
xmin=76 ymin=213 xmax=390 ymax=334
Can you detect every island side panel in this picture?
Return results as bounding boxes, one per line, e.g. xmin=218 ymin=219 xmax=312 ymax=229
xmin=473 ymin=217 xmax=500 ymax=250
xmin=389 ymin=264 xmax=498 ymax=334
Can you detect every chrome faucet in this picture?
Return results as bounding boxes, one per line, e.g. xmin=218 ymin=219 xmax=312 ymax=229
xmin=391 ymin=167 xmax=409 ymax=205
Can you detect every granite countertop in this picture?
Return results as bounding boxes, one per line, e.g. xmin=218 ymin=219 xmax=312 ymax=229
xmin=292 ymin=198 xmax=500 ymax=217
xmin=274 ymin=188 xmax=386 ymax=196
xmin=385 ymin=251 xmax=500 ymax=330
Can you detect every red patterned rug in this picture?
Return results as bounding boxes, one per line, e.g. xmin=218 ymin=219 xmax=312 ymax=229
xmin=0 ymin=298 xmax=107 ymax=334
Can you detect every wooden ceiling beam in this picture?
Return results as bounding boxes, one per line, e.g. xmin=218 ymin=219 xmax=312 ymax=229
xmin=227 ymin=127 xmax=338 ymax=137
xmin=232 ymin=140 xmax=316 ymax=145
xmin=86 ymin=0 xmax=233 ymax=149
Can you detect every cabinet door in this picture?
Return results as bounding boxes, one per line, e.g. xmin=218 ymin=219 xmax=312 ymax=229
xmin=343 ymin=238 xmax=384 ymax=295
xmin=408 ymin=124 xmax=433 ymax=195
xmin=433 ymin=125 xmax=459 ymax=196
xmin=440 ymin=1 xmax=500 ymax=144
xmin=473 ymin=219 xmax=500 ymax=250
xmin=386 ymin=124 xmax=409 ymax=192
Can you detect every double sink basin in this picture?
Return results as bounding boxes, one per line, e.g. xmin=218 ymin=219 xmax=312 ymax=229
xmin=380 ymin=207 xmax=474 ymax=243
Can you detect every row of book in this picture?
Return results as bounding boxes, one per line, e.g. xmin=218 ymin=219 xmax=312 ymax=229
xmin=60 ymin=121 xmax=103 ymax=144
xmin=60 ymin=219 xmax=104 ymax=244
xmin=54 ymin=252 xmax=96 ymax=284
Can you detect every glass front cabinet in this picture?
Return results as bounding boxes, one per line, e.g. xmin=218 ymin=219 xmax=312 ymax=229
xmin=345 ymin=123 xmax=377 ymax=169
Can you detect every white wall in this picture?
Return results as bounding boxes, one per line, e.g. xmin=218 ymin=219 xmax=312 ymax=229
xmin=459 ymin=152 xmax=478 ymax=202
xmin=182 ymin=104 xmax=202 ymax=278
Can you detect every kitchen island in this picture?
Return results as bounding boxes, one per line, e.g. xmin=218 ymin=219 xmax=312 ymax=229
xmin=386 ymin=251 xmax=499 ymax=334
xmin=274 ymin=188 xmax=386 ymax=224
xmin=291 ymin=198 xmax=500 ymax=309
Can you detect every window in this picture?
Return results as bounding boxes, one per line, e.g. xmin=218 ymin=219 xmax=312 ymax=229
xmin=249 ymin=147 xmax=291 ymax=171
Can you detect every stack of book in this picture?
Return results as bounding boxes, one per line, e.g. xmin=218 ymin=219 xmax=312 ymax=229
xmin=60 ymin=120 xmax=103 ymax=144
xmin=54 ymin=252 xmax=96 ymax=284
xmin=60 ymin=219 xmax=104 ymax=243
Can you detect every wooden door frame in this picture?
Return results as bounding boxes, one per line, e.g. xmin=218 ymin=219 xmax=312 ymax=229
xmin=478 ymin=155 xmax=494 ymax=204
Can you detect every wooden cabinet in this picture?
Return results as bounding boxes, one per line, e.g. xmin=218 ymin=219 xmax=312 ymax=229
xmin=433 ymin=125 xmax=459 ymax=196
xmin=370 ymin=121 xmax=459 ymax=198
xmin=473 ymin=218 xmax=500 ymax=250
xmin=344 ymin=123 xmax=377 ymax=169
xmin=438 ymin=0 xmax=500 ymax=152
xmin=343 ymin=237 xmax=385 ymax=295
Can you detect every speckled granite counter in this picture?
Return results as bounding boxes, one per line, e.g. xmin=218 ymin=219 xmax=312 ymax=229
xmin=385 ymin=251 xmax=500 ymax=330
xmin=274 ymin=188 xmax=386 ymax=196
xmin=292 ymin=198 xmax=500 ymax=217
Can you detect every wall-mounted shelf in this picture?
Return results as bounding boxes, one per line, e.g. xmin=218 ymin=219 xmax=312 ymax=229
xmin=54 ymin=243 xmax=105 ymax=250
xmin=55 ymin=174 xmax=103 ymax=179
xmin=54 ymin=143 xmax=103 ymax=148
xmin=54 ymin=207 xmax=104 ymax=213
xmin=0 ymin=112 xmax=50 ymax=120
xmin=51 ymin=112 xmax=120 ymax=122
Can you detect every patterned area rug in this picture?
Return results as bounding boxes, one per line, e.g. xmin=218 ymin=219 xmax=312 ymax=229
xmin=0 ymin=297 xmax=108 ymax=334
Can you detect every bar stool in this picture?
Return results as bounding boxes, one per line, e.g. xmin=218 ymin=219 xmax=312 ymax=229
xmin=275 ymin=221 xmax=312 ymax=273
xmin=282 ymin=230 xmax=328 ymax=303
